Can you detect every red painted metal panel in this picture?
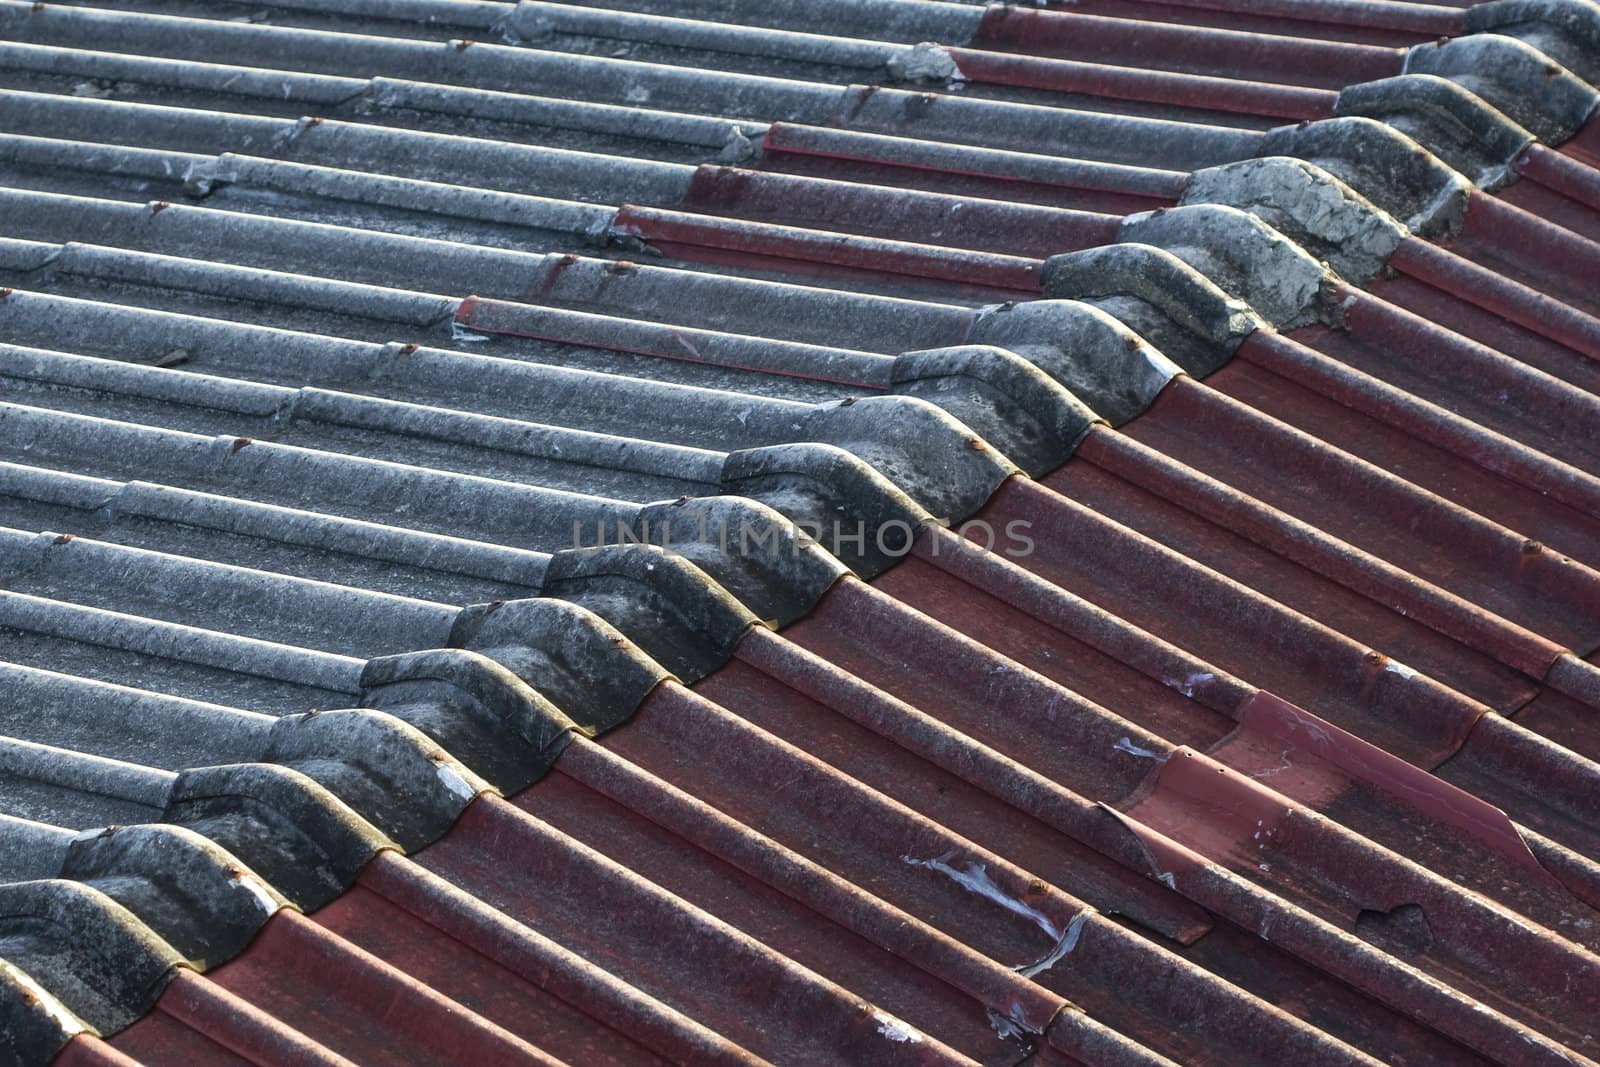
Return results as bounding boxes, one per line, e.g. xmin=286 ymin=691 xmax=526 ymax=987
xmin=571 ymin=687 xmax=1393 ymax=1067
xmin=964 ymin=476 xmax=1600 ymax=869
xmin=977 ymin=476 xmax=1488 ymax=764
xmin=1561 ymin=117 xmax=1600 ymax=169
xmin=1450 ymin=191 xmax=1600 ymax=320
xmin=1308 ymin=291 xmax=1600 ymax=475
xmin=1120 ymin=745 xmax=1600 ymax=1050
xmin=1078 ymin=421 xmax=1568 ymax=678
xmin=1496 ymin=177 xmax=1600 ymax=245
xmin=1385 ymin=236 xmax=1600 ymax=361
xmin=942 ymin=46 xmax=1337 ymax=121
xmin=1102 ymin=380 xmax=1600 ymax=657
xmin=127 ymin=970 xmax=357 ymax=1067
xmin=316 ymin=871 xmax=691 ymax=1067
xmin=973 ymin=5 xmax=1403 ymax=88
xmin=786 ymin=559 xmax=1600 ymax=935
xmin=1359 ymin=273 xmax=1600 ymax=402
xmin=417 ymin=793 xmax=976 ymax=1065
xmin=1231 ymin=691 xmax=1544 ymax=875
xmin=756 ymin=573 xmax=1598 ymax=1064
xmin=201 ymin=912 xmax=565 ymax=1067
xmin=881 ymin=534 xmax=1600 ymax=917
xmin=1025 ymin=0 xmax=1463 ymax=43
xmin=1225 ymin=333 xmax=1600 ymax=562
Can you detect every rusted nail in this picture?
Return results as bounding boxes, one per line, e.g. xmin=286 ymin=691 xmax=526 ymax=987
xmin=229 ymin=437 xmax=253 ymax=454
xmin=1522 ymin=539 xmax=1544 ymax=555
xmin=51 ymin=534 xmax=73 ymax=545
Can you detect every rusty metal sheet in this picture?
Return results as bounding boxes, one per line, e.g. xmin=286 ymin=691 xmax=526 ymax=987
xmin=1014 ymin=0 xmax=1458 ymax=44
xmin=1216 ymin=340 xmax=1600 ymax=571
xmin=419 ymin=792 xmax=978 ymax=1065
xmin=971 ymin=5 xmax=1405 ymax=88
xmin=1098 ymin=381 xmax=1600 ymax=661
xmin=169 ymin=913 xmax=562 ymax=1067
xmin=943 ymin=46 xmax=1337 ymax=121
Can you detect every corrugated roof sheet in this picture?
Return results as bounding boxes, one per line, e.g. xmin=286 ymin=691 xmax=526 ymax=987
xmin=0 ymin=0 xmax=1598 ymax=1064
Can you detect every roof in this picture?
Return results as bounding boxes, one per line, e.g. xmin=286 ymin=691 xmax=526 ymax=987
xmin=0 ymin=0 xmax=1597 ymax=1064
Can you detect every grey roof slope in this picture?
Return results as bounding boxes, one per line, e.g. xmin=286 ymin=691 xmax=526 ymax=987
xmin=0 ymin=0 xmax=1597 ymax=1064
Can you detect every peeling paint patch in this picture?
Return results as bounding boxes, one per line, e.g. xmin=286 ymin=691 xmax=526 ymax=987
xmin=434 ymin=760 xmax=480 ymax=802
xmin=1015 ymin=910 xmax=1088 ymax=979
xmin=1113 ymin=736 xmax=1167 ymax=761
xmin=450 ymin=322 xmax=492 ymax=343
xmin=872 ymin=1011 xmax=923 ymax=1043
xmin=985 ymin=1007 xmax=1037 ymax=1045
xmin=1169 ymin=670 xmax=1214 ymax=698
xmin=902 ymin=850 xmax=1062 ymax=939
xmin=231 ymin=871 xmax=281 ymax=915
xmin=1 ymin=961 xmax=85 ymax=1038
